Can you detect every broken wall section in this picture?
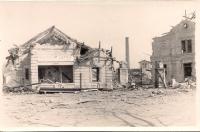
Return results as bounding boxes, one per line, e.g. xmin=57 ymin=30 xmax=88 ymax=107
xmin=3 ymin=47 xmax=32 ymax=91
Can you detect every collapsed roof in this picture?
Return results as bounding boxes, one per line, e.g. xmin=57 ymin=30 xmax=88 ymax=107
xmin=21 ymin=25 xmax=91 ymax=53
xmin=6 ymin=26 xmax=116 ymax=66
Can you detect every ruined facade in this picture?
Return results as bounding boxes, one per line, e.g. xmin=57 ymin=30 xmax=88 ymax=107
xmin=3 ymin=26 xmax=116 ymax=91
xmin=151 ymin=19 xmax=195 ymax=83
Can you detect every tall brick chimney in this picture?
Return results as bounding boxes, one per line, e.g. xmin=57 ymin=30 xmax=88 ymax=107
xmin=125 ymin=37 xmax=130 ymax=69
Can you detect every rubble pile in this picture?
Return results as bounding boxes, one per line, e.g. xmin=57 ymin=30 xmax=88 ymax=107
xmin=3 ymin=86 xmax=35 ymax=93
xmin=112 ymin=78 xmax=123 ymax=90
xmin=152 ymin=89 xmax=164 ymax=95
xmin=172 ymin=78 xmax=196 ymax=90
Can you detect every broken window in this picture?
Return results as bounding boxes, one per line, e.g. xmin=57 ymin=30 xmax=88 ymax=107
xmin=92 ymin=67 xmax=100 ymax=82
xmin=25 ymin=68 xmax=29 ymax=80
xmin=184 ymin=63 xmax=192 ymax=78
xmin=38 ymin=65 xmax=73 ymax=83
xmin=181 ymin=40 xmax=186 ymax=53
xmin=61 ymin=66 xmax=73 ymax=83
xmin=80 ymin=46 xmax=89 ymax=55
xmin=181 ymin=39 xmax=192 ymax=53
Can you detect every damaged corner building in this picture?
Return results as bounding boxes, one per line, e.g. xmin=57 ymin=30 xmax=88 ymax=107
xmin=151 ymin=18 xmax=195 ymax=84
xmin=3 ymin=26 xmax=123 ymax=92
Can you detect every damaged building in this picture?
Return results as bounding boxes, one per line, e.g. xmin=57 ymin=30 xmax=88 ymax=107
xmin=128 ymin=60 xmax=152 ymax=86
xmin=3 ymin=26 xmax=127 ymax=92
xmin=151 ymin=18 xmax=195 ymax=84
xmin=139 ymin=60 xmax=152 ymax=85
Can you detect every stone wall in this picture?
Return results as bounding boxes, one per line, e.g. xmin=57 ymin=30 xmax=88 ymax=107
xmin=151 ymin=19 xmax=195 ymax=83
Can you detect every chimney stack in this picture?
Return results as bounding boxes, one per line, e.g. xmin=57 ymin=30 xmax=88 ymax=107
xmin=125 ymin=37 xmax=130 ymax=69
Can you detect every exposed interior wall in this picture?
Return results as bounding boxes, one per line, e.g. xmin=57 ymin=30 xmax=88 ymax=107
xmin=38 ymin=65 xmax=73 ymax=83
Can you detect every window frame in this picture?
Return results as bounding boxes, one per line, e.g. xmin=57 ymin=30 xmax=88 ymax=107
xmin=187 ymin=40 xmax=192 ymax=53
xmin=181 ymin=40 xmax=186 ymax=53
xmin=183 ymin=63 xmax=192 ymax=78
xmin=92 ymin=67 xmax=100 ymax=82
xmin=25 ymin=68 xmax=29 ymax=80
xmin=181 ymin=39 xmax=192 ymax=53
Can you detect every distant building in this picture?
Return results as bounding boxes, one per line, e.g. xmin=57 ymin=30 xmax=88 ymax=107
xmin=151 ymin=18 xmax=195 ymax=83
xmin=139 ymin=60 xmax=152 ymax=83
xmin=128 ymin=60 xmax=153 ymax=85
xmin=139 ymin=60 xmax=152 ymax=70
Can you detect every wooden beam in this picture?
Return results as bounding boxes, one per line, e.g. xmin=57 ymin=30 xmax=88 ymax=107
xmin=80 ymin=73 xmax=82 ymax=89
xmin=157 ymin=70 xmax=167 ymax=88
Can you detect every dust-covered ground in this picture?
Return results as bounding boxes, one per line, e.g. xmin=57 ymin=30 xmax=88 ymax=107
xmin=0 ymin=88 xmax=196 ymax=127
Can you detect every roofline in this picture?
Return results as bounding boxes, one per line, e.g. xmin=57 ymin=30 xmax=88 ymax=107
xmin=20 ymin=25 xmax=92 ymax=49
xmin=138 ymin=60 xmax=151 ymax=63
xmin=153 ymin=18 xmax=195 ymax=40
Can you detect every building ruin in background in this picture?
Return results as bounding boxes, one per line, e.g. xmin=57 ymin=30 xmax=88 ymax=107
xmin=128 ymin=60 xmax=152 ymax=86
xmin=151 ymin=18 xmax=195 ymax=84
xmin=139 ymin=60 xmax=152 ymax=85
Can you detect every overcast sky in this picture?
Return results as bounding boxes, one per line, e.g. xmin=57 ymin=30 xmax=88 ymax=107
xmin=0 ymin=1 xmax=196 ymax=69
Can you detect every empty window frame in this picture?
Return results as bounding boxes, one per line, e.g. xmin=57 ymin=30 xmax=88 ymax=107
xmin=25 ymin=68 xmax=29 ymax=80
xmin=38 ymin=66 xmax=73 ymax=83
xmin=184 ymin=63 xmax=192 ymax=78
xmin=92 ymin=67 xmax=100 ymax=82
xmin=60 ymin=66 xmax=73 ymax=83
xmin=181 ymin=40 xmax=186 ymax=53
xmin=181 ymin=39 xmax=192 ymax=53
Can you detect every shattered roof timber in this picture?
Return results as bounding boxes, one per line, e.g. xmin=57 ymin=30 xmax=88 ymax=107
xmin=6 ymin=25 xmax=119 ymax=67
xmin=20 ymin=25 xmax=91 ymax=51
xmin=5 ymin=26 xmax=95 ymax=66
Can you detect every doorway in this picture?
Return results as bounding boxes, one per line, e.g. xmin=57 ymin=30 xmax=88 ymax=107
xmin=183 ymin=63 xmax=192 ymax=78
